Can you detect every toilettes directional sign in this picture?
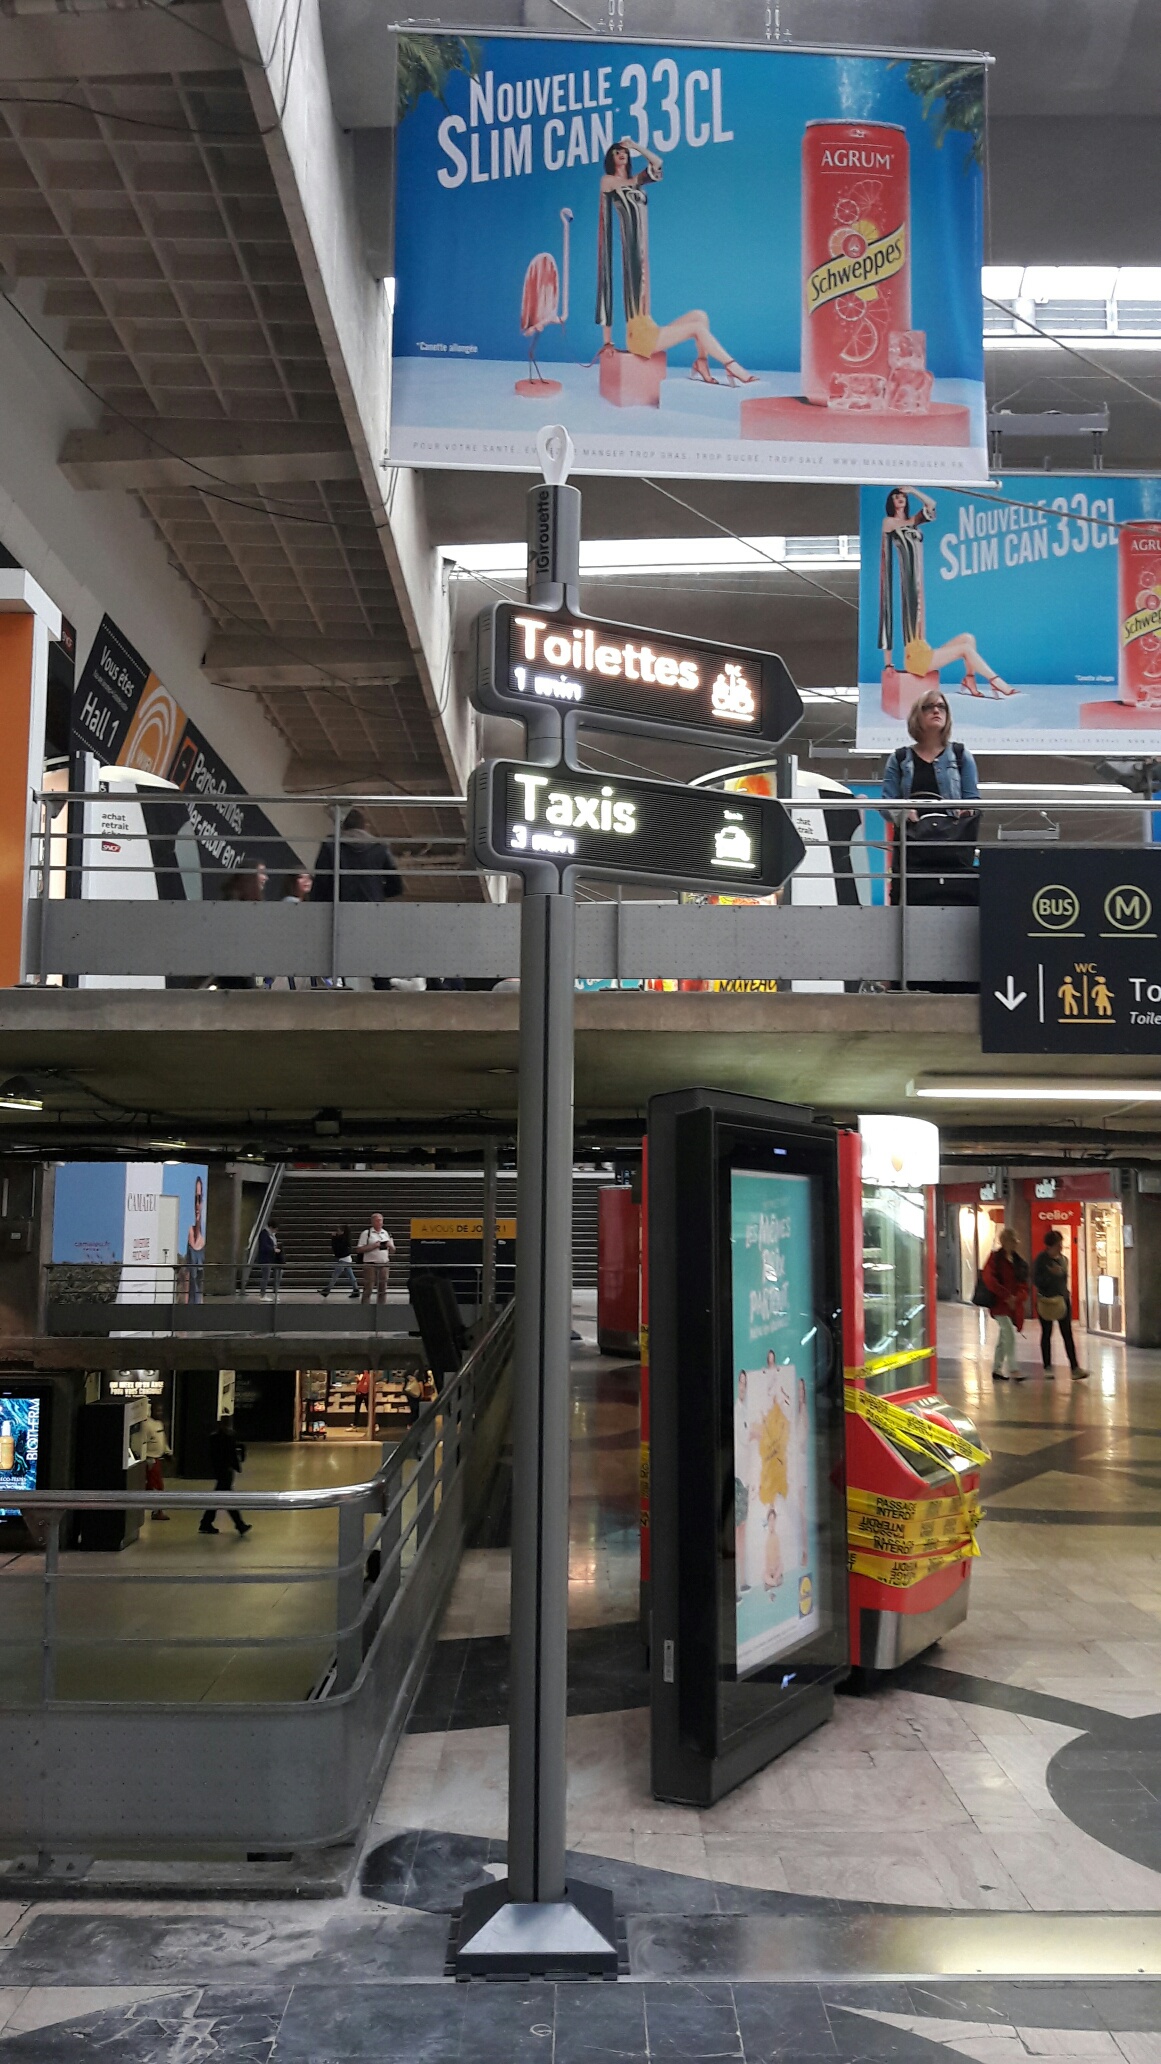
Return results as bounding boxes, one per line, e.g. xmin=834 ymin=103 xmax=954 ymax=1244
xmin=470 ymin=759 xmax=806 ymax=894
xmin=473 ymin=603 xmax=802 ymax=752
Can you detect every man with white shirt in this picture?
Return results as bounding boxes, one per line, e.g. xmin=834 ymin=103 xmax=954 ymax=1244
xmin=357 ymin=1213 xmax=396 ymax=1304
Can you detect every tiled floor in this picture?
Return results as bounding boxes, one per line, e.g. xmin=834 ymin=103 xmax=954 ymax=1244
xmin=8 ymin=1300 xmax=1161 ymax=2055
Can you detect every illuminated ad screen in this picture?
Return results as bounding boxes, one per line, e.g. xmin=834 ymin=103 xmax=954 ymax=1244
xmin=491 ymin=762 xmax=785 ymax=889
xmin=729 ymin=1170 xmax=821 ymax=1677
xmin=0 ymin=1394 xmax=41 ymax=1518
xmin=483 ymin=605 xmax=797 ymax=746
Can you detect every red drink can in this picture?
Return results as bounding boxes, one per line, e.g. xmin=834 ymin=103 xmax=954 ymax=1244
xmin=1118 ymin=521 xmax=1161 ymax=706
xmin=801 ymin=121 xmax=911 ymax=405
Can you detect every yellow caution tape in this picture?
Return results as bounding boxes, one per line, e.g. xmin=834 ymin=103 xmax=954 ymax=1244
xmin=848 ymin=1541 xmax=976 ymax=1588
xmin=848 ymin=1506 xmax=981 ymax=1552
xmin=843 ymin=1345 xmax=935 ymax=1382
xmin=847 ymin=1486 xmax=976 ymax=1523
xmin=844 ymin=1383 xmax=991 ymax=1468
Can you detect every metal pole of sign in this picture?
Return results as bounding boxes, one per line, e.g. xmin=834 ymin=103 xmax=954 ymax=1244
xmin=481 ymin=1137 xmax=498 ymax=1322
xmin=455 ymin=427 xmax=618 ymax=1978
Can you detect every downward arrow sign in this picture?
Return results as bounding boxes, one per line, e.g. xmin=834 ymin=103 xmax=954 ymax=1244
xmin=994 ymin=975 xmax=1027 ymax=1012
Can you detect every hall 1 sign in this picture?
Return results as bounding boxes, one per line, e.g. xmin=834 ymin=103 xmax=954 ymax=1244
xmin=469 ymin=760 xmax=806 ymax=895
xmin=473 ymin=603 xmax=802 ymax=752
xmin=979 ymin=848 xmax=1161 ymax=1054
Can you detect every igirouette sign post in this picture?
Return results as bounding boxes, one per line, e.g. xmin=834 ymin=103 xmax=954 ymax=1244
xmin=453 ymin=427 xmax=804 ymax=1979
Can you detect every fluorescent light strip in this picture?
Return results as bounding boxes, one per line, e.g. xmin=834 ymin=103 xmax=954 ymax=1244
xmin=910 ymin=1081 xmax=1161 ymax=1102
xmin=443 ymin=535 xmax=858 ymax=580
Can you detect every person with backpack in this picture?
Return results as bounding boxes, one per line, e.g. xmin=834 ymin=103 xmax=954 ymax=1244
xmin=881 ymin=692 xmax=980 ymax=906
xmin=982 ymin=1227 xmax=1029 ymax=1382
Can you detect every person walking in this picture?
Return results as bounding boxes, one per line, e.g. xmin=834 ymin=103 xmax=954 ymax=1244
xmin=321 ymin=1224 xmax=359 ymax=1299
xmin=1033 ymin=1228 xmax=1088 ymax=1378
xmin=353 ymin=1369 xmax=371 ymax=1429
xmin=983 ymin=1227 xmax=1029 ymax=1382
xmin=140 ymin=1403 xmax=172 ymax=1520
xmin=357 ymin=1213 xmax=395 ymax=1304
xmin=200 ymin=1415 xmax=252 ymax=1535
xmin=309 ymin=809 xmax=403 ymax=991
xmin=256 ymin=1222 xmax=284 ymax=1299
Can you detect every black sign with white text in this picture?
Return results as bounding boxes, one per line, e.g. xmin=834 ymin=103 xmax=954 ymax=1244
xmin=473 ymin=603 xmax=801 ymax=752
xmin=470 ymin=760 xmax=805 ymax=894
xmin=980 ymin=849 xmax=1161 ymax=1053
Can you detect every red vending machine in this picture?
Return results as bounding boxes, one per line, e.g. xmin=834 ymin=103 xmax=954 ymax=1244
xmin=841 ymin=1115 xmax=986 ymax=1678
xmin=597 ymin=1185 xmax=642 ymax=1356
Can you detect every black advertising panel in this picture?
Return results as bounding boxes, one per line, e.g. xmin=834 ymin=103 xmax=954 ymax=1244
xmin=470 ymin=759 xmax=805 ymax=894
xmin=473 ymin=603 xmax=802 ymax=752
xmin=980 ymin=849 xmax=1161 ymax=1054
xmin=648 ymin=1088 xmax=848 ymax=1809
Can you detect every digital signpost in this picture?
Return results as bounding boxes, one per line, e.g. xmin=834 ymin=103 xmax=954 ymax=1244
xmin=454 ymin=427 xmax=804 ymax=1977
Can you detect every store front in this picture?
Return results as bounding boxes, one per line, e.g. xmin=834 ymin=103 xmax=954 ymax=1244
xmin=942 ymin=1181 xmax=1006 ymax=1303
xmin=1024 ymin=1174 xmax=1125 ymax=1339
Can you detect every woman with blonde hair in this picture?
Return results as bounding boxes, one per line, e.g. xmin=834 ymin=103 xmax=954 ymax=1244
xmin=881 ymin=689 xmax=981 ymax=907
xmin=982 ymin=1226 xmax=1029 ymax=1381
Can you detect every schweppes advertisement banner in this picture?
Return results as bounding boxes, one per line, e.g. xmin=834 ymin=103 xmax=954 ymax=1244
xmin=858 ymin=475 xmax=1161 ymax=755
xmin=392 ymin=36 xmax=985 ymax=482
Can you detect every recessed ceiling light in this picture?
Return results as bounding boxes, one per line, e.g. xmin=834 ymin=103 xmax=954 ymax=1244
xmin=0 ymin=1077 xmax=42 ymax=1112
xmin=909 ymin=1078 xmax=1161 ymax=1102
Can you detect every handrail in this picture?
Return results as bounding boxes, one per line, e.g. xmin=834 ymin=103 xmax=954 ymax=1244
xmin=11 ymin=1306 xmax=509 ymax=1512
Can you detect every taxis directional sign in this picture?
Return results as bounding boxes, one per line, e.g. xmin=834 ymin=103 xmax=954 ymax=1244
xmin=472 ymin=603 xmax=801 ymax=753
xmin=470 ymin=758 xmax=805 ymax=895
xmin=980 ymin=849 xmax=1161 ymax=1053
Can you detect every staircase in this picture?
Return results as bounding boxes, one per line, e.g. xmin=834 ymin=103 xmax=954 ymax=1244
xmin=270 ymin=1170 xmax=603 ymax=1287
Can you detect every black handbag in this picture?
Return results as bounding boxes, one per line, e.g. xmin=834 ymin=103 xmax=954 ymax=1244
xmin=971 ymin=1271 xmax=995 ymax=1309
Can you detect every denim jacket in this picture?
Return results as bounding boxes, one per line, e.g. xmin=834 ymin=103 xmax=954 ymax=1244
xmin=882 ymin=742 xmax=980 ymax=803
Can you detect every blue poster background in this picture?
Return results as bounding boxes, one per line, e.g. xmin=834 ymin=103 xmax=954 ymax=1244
xmin=392 ymin=37 xmax=985 ymax=480
xmin=857 ymin=475 xmax=1161 ymax=753
xmin=730 ymin=1169 xmax=820 ymax=1676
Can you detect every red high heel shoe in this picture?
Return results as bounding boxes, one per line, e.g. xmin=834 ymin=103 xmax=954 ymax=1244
xmin=723 ymin=358 xmax=757 ymax=385
xmin=987 ymin=675 xmax=1018 ymax=697
xmin=960 ymin=670 xmax=987 ymax=697
xmin=690 ymin=356 xmax=720 ymax=385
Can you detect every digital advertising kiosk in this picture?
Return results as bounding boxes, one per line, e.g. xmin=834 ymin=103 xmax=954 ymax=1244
xmin=648 ymin=1088 xmax=850 ymax=1808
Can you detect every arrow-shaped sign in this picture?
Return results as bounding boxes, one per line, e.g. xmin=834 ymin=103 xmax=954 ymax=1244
xmin=994 ymin=975 xmax=1027 ymax=1012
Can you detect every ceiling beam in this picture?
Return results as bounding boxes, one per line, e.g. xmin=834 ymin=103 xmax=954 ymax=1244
xmin=0 ymin=2 xmax=242 ymax=79
xmin=60 ymin=419 xmax=359 ymax=490
xmin=204 ymin=633 xmax=417 ymax=685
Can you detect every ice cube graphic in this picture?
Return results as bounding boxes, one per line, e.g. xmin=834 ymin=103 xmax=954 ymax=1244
xmin=827 ymin=372 xmax=888 ymax=411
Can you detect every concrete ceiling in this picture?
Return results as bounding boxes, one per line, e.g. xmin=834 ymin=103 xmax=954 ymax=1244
xmin=0 ymin=988 xmax=1159 ymax=1158
xmin=0 ymin=5 xmax=453 ymax=794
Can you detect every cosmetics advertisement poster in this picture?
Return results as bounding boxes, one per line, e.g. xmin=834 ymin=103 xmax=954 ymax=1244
xmin=0 ymin=1396 xmax=40 ymax=1495
xmin=391 ymin=37 xmax=985 ymax=481
xmin=730 ymin=1169 xmax=820 ymax=1677
xmin=857 ymin=476 xmax=1161 ymax=752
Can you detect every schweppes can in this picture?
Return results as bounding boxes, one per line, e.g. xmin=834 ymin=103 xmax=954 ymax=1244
xmin=801 ymin=121 xmax=910 ymax=405
xmin=1118 ymin=522 xmax=1161 ymax=707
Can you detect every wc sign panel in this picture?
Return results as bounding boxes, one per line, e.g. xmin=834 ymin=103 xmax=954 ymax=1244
xmin=979 ymin=849 xmax=1161 ymax=1053
xmin=469 ymin=759 xmax=806 ymax=892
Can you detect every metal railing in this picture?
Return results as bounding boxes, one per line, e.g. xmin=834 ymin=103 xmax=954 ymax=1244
xmin=0 ymin=1299 xmax=514 ymax=1855
xmin=42 ymin=1258 xmax=509 ymax=1339
xmin=22 ymin=790 xmax=1157 ymax=990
